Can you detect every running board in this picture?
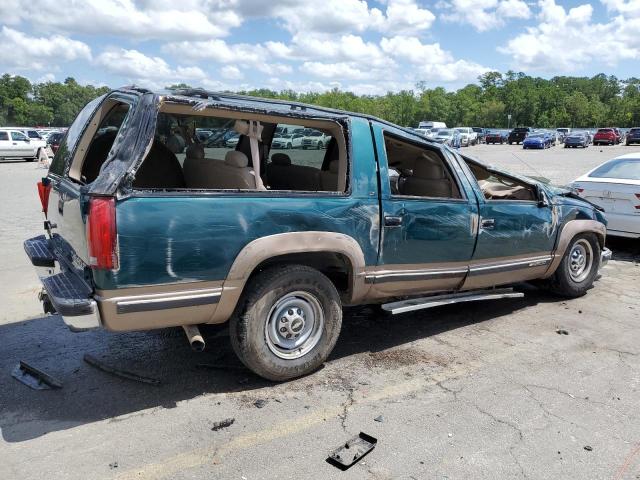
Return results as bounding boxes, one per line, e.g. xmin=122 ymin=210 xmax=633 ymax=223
xmin=381 ymin=288 xmax=524 ymax=315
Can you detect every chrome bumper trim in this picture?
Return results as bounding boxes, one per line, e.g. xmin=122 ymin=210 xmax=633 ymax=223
xmin=61 ymin=299 xmax=102 ymax=331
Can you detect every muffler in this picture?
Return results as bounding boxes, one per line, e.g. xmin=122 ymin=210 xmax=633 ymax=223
xmin=182 ymin=325 xmax=205 ymax=352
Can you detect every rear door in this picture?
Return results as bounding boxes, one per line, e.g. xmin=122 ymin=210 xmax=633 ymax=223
xmin=370 ymin=123 xmax=479 ymax=297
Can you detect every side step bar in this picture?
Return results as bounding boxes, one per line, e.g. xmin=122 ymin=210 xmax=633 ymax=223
xmin=381 ymin=288 xmax=524 ymax=315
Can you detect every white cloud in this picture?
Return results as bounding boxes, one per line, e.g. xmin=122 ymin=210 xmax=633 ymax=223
xmin=381 ymin=36 xmax=451 ymax=65
xmin=0 ymin=27 xmax=91 ymax=70
xmin=220 ymin=65 xmax=244 ymax=80
xmin=3 ymin=0 xmax=241 ymax=40
xmin=300 ymin=62 xmax=370 ymax=80
xmin=601 ymin=0 xmax=640 ymax=17
xmin=378 ymin=0 xmax=436 ymax=34
xmin=94 ymin=48 xmax=206 ymax=88
xmin=500 ymin=0 xmax=640 ymax=72
xmin=440 ymin=0 xmax=531 ymax=31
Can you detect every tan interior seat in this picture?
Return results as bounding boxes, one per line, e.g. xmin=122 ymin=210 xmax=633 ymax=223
xmin=184 ymin=145 xmax=255 ymax=189
xmin=400 ymin=159 xmax=453 ymax=198
xmin=266 ymin=153 xmax=321 ymax=191
xmin=320 ymin=160 xmax=339 ymax=191
xmin=267 ymin=153 xmax=292 ymax=190
xmin=478 ymin=180 xmax=531 ymax=200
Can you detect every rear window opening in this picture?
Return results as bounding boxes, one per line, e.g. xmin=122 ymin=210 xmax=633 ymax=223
xmin=131 ymin=103 xmax=348 ymax=193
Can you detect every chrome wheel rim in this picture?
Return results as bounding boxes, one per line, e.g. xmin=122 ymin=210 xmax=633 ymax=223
xmin=265 ymin=291 xmax=324 ymax=360
xmin=568 ymin=239 xmax=593 ymax=283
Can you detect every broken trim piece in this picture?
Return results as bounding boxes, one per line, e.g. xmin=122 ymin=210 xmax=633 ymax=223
xmin=12 ymin=361 xmax=63 ymax=390
xmin=83 ymin=354 xmax=161 ymax=385
xmin=327 ymin=432 xmax=377 ymax=470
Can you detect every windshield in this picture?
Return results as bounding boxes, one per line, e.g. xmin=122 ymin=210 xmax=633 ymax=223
xmin=589 ymin=159 xmax=640 ymax=180
xmin=437 ymin=129 xmax=452 ymax=136
xmin=528 ymin=133 xmax=544 ymax=138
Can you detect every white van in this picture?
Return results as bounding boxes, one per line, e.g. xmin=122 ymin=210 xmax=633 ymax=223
xmin=418 ymin=121 xmax=447 ymax=130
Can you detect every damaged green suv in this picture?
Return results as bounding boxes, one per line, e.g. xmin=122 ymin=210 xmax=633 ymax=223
xmin=25 ymin=87 xmax=611 ymax=380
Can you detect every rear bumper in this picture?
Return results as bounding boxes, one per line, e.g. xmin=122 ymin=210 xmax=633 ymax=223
xmin=600 ymin=248 xmax=612 ymax=268
xmin=24 ymin=235 xmax=101 ymax=331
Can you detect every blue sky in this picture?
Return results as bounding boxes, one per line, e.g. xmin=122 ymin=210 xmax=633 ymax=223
xmin=0 ymin=0 xmax=638 ymax=94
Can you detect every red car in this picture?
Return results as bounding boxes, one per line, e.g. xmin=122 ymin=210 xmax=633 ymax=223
xmin=593 ymin=128 xmax=619 ymax=146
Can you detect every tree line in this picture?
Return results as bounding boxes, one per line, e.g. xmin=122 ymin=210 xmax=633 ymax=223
xmin=2 ymin=71 xmax=639 ymax=129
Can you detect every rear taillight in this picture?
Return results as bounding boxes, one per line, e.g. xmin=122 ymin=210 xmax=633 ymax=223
xmin=576 ymin=188 xmax=584 ymax=194
xmin=37 ymin=178 xmax=51 ymax=217
xmin=86 ymin=197 xmax=118 ymax=270
xmin=635 ymin=194 xmax=640 ymax=210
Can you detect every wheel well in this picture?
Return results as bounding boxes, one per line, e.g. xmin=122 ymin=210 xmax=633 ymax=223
xmin=249 ymin=251 xmax=353 ymax=298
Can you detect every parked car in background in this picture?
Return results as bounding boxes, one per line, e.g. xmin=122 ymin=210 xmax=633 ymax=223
xmin=414 ymin=128 xmax=431 ymax=138
xmin=418 ymin=121 xmax=446 ymax=130
xmin=569 ymin=153 xmax=640 ymax=238
xmin=0 ymin=128 xmax=44 ymax=161
xmin=271 ymin=133 xmax=304 ymax=149
xmin=485 ymin=129 xmax=508 ymax=144
xmin=24 ymin=86 xmax=611 ymax=381
xmin=46 ymin=131 xmax=65 ymax=154
xmin=614 ymin=128 xmax=623 ymax=144
xmin=225 ymin=132 xmax=241 ymax=148
xmin=433 ymin=128 xmax=454 ymax=145
xmin=523 ymin=132 xmax=552 ymax=149
xmin=625 ymin=128 xmax=640 ymax=145
xmin=195 ymin=128 xmax=213 ymax=143
xmin=508 ymin=127 xmax=532 ymax=144
xmin=472 ymin=127 xmax=486 ymax=144
xmin=454 ymin=127 xmax=478 ymax=146
xmin=301 ymin=129 xmax=330 ymax=149
xmin=564 ymin=132 xmax=589 ymax=148
xmin=557 ymin=128 xmax=570 ymax=142
xmin=593 ymin=128 xmax=619 ymax=146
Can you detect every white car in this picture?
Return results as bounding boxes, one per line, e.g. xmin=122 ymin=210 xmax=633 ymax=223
xmin=271 ymin=133 xmax=304 ymax=149
xmin=569 ymin=153 xmax=640 ymax=238
xmin=0 ymin=128 xmax=43 ymax=161
xmin=300 ymin=129 xmax=330 ymax=149
xmin=454 ymin=127 xmax=478 ymax=146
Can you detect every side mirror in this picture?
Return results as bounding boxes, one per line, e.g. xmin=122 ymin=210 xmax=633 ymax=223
xmin=23 ymin=138 xmax=30 ymax=142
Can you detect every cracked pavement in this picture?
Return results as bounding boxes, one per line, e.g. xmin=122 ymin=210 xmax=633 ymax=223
xmin=1 ymin=147 xmax=640 ymax=479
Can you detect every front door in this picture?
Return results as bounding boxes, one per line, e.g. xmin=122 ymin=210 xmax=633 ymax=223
xmin=370 ymin=124 xmax=479 ymax=298
xmin=10 ymin=131 xmax=33 ymax=157
xmin=458 ymin=160 xmax=559 ymax=290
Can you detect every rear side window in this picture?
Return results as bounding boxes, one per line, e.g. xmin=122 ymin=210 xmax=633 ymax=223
xmin=0 ymin=131 xmax=8 ymax=141
xmin=49 ymin=94 xmax=106 ymax=176
xmin=589 ymin=159 xmax=640 ymax=180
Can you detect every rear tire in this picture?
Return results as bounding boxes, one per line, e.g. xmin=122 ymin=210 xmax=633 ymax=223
xmin=229 ymin=265 xmax=342 ymax=381
xmin=548 ymin=233 xmax=600 ymax=298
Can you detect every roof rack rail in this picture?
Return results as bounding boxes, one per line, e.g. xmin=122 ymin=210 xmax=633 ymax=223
xmin=171 ymin=88 xmax=220 ymax=101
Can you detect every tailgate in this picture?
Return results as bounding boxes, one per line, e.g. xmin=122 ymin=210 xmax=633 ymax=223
xmin=46 ymin=176 xmax=91 ymax=265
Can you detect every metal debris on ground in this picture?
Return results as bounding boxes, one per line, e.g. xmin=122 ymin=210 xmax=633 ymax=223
xmin=374 ymin=415 xmax=384 ymax=423
xmin=584 ymin=445 xmax=593 ymax=451
xmin=254 ymin=399 xmax=268 ymax=408
xmin=327 ymin=432 xmax=377 ymax=470
xmin=109 ymin=462 xmax=119 ymax=469
xmin=211 ymin=418 xmax=235 ymax=431
xmin=556 ymin=329 xmax=569 ymax=335
xmin=83 ymin=354 xmax=161 ymax=386
xmin=12 ymin=361 xmax=62 ymax=390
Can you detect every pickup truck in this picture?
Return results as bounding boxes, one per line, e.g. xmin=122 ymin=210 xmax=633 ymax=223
xmin=25 ymin=87 xmax=611 ymax=381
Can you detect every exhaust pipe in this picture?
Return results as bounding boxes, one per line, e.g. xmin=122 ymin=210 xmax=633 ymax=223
xmin=182 ymin=325 xmax=205 ymax=352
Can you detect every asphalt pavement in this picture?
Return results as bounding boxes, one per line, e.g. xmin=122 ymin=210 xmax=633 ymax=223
xmin=1 ymin=144 xmax=639 ymax=480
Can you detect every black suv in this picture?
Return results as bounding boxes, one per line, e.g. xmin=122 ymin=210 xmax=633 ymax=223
xmin=508 ymin=127 xmax=532 ymax=144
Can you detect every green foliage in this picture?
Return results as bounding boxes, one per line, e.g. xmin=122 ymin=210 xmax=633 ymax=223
xmin=1 ymin=71 xmax=639 ymax=128
xmin=0 ymin=75 xmax=108 ymax=127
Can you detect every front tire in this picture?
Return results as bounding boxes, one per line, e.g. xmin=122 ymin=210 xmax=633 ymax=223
xmin=230 ymin=265 xmax=342 ymax=381
xmin=549 ymin=233 xmax=600 ymax=298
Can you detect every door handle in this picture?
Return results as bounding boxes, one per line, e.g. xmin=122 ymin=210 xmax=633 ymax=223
xmin=481 ymin=218 xmax=495 ymax=229
xmin=384 ymin=215 xmax=403 ymax=227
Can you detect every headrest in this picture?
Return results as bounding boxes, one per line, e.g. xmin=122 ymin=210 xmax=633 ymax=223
xmin=413 ymin=159 xmax=444 ymax=179
xmin=271 ymin=153 xmax=291 ymax=166
xmin=225 ymin=150 xmax=249 ymax=168
xmin=185 ymin=143 xmax=204 ymax=160
xmin=328 ymin=160 xmax=339 ymax=173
